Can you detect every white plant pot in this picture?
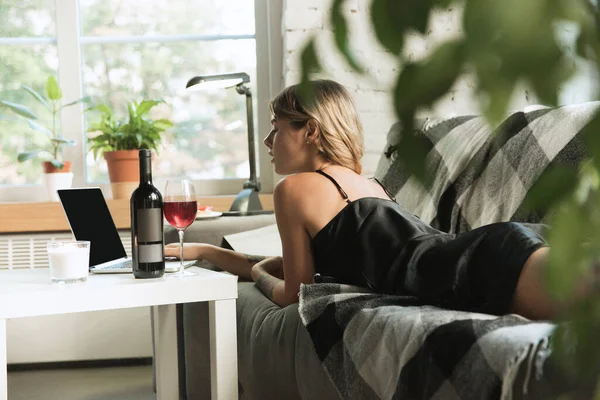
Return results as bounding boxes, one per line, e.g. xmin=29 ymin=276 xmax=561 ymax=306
xmin=43 ymin=172 xmax=74 ymax=201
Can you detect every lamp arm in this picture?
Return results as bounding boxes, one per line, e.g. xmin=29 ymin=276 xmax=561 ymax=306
xmin=236 ymin=84 xmax=260 ymax=191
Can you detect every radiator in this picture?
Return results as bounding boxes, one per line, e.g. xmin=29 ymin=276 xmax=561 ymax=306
xmin=0 ymin=231 xmax=132 ymax=270
xmin=0 ymin=231 xmax=151 ymax=364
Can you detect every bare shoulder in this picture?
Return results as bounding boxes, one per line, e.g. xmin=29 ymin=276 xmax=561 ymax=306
xmin=274 ymin=172 xmax=328 ymax=202
xmin=273 ymin=172 xmax=338 ymax=219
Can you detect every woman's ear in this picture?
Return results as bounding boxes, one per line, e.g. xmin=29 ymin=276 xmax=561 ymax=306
xmin=305 ymin=119 xmax=319 ymax=142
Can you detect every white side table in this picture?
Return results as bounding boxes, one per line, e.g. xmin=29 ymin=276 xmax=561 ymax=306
xmin=0 ymin=267 xmax=238 ymax=400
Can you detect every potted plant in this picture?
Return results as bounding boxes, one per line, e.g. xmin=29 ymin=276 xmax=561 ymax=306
xmin=86 ymin=100 xmax=173 ymax=199
xmin=0 ymin=76 xmax=88 ymax=201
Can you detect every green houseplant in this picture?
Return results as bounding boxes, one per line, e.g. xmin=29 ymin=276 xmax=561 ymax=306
xmin=1 ymin=76 xmax=88 ymax=172
xmin=86 ymin=99 xmax=173 ymax=199
xmin=0 ymin=76 xmax=88 ymax=200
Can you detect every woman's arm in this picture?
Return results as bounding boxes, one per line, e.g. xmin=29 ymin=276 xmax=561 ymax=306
xmin=165 ymin=175 xmax=316 ymax=302
xmin=164 ymin=242 xmax=267 ymax=280
xmin=253 ymin=176 xmax=316 ymax=307
xmin=251 ymin=257 xmax=286 ymax=303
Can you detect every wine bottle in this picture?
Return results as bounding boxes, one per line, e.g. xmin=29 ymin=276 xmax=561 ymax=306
xmin=130 ymin=149 xmax=165 ymax=278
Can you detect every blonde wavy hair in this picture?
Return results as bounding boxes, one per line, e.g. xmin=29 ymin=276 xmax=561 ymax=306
xmin=269 ymin=80 xmax=364 ymax=174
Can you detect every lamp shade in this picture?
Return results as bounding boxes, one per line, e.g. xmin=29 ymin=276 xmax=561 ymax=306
xmin=185 ymin=72 xmax=250 ymax=91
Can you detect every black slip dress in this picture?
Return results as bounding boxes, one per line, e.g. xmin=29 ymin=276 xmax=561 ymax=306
xmin=310 ymin=169 xmax=547 ymax=315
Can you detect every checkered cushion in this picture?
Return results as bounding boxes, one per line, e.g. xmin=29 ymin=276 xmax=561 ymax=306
xmin=374 ymin=102 xmax=599 ymax=234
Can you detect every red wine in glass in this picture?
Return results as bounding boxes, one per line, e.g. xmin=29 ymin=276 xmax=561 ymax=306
xmin=164 ymin=179 xmax=198 ymax=278
xmin=164 ymin=201 xmax=197 ymax=229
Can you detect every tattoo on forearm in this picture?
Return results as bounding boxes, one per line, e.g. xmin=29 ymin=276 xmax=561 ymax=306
xmin=245 ymin=254 xmax=267 ymax=265
xmin=255 ymin=272 xmax=277 ymax=300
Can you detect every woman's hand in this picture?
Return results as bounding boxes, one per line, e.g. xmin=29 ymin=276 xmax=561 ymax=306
xmin=164 ymin=242 xmax=214 ymax=261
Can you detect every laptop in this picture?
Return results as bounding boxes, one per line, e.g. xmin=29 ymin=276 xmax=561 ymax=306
xmin=57 ymin=187 xmax=195 ymax=274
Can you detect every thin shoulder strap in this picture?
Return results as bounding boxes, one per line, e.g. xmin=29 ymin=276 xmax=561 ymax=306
xmin=315 ymin=169 xmax=351 ymax=204
xmin=372 ymin=177 xmax=397 ymax=202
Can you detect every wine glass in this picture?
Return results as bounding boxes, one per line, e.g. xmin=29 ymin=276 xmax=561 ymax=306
xmin=164 ymin=180 xmax=198 ymax=277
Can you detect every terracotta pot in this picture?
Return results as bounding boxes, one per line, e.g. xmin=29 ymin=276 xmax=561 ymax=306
xmin=104 ymin=150 xmax=142 ymax=199
xmin=104 ymin=150 xmax=140 ymax=183
xmin=42 ymin=161 xmax=72 ymax=173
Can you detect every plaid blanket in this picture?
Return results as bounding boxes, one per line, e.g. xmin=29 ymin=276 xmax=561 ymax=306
xmin=299 ymin=283 xmax=556 ymax=400
xmin=374 ymin=102 xmax=600 ymax=234
xmin=297 ymin=104 xmax=600 ymax=400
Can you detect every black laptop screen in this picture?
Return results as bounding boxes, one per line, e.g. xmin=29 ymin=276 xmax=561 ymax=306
xmin=57 ymin=188 xmax=128 ymax=267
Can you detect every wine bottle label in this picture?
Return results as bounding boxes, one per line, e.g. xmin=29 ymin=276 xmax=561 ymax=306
xmin=137 ymin=208 xmax=163 ymax=242
xmin=138 ymin=243 xmax=164 ymax=263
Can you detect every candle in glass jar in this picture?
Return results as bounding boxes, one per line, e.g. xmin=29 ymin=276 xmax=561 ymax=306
xmin=47 ymin=241 xmax=90 ymax=284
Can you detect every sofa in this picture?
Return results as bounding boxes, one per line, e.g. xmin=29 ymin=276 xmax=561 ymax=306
xmin=168 ymin=101 xmax=600 ymax=400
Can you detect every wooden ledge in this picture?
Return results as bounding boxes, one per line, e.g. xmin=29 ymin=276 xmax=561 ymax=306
xmin=0 ymin=194 xmax=274 ymax=234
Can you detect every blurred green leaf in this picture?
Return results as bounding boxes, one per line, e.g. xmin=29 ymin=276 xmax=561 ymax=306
xmin=370 ymin=0 xmax=404 ymax=55
xmin=394 ymin=128 xmax=432 ymax=184
xmin=300 ymin=38 xmax=321 ymax=80
xmin=48 ymin=159 xmax=65 ymax=169
xmin=0 ymin=114 xmax=20 ymax=123
xmin=580 ymin=111 xmax=600 ymax=172
xmin=0 ymin=100 xmax=37 ymax=119
xmin=574 ymin=23 xmax=600 ymax=62
xmin=433 ymin=0 xmax=456 ymax=7
xmin=86 ymin=103 xmax=112 ymax=115
xmin=521 ymin=165 xmax=580 ymax=215
xmin=51 ymin=138 xmax=76 ymax=147
xmin=391 ymin=82 xmax=431 ymax=183
xmin=528 ymin=52 xmax=572 ymax=107
xmin=17 ymin=151 xmax=41 ymax=162
xmin=330 ymin=0 xmax=364 ymax=73
xmin=481 ymin=78 xmax=516 ymax=127
xmin=24 ymin=120 xmax=52 ymax=137
xmin=21 ymin=84 xmax=50 ymax=111
xmin=60 ymin=96 xmax=91 ymax=110
xmin=153 ymin=119 xmax=174 ymax=130
xmin=546 ymin=202 xmax=590 ymax=300
xmin=394 ymin=40 xmax=464 ymax=116
xmin=371 ymin=0 xmax=433 ymax=55
xmin=46 ymin=76 xmax=62 ymax=101
xmin=552 ymin=297 xmax=600 ymax=382
xmin=464 ymin=0 xmax=573 ymax=113
xmin=135 ymin=100 xmax=162 ymax=116
xmin=298 ymin=38 xmax=323 ymax=105
xmin=574 ymin=160 xmax=600 ymax=204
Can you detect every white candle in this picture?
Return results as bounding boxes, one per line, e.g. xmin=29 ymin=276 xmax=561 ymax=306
xmin=47 ymin=241 xmax=90 ymax=283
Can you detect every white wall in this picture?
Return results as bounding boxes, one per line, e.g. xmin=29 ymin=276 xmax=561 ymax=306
xmin=282 ymin=0 xmax=598 ymax=174
xmin=283 ymin=0 xmax=397 ymax=175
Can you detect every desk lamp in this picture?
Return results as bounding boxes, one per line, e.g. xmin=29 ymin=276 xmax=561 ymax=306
xmin=186 ymin=72 xmax=265 ymax=213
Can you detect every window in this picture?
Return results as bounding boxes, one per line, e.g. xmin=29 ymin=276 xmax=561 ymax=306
xmin=0 ymin=0 xmax=277 ymax=202
xmin=0 ymin=1 xmax=58 ymax=188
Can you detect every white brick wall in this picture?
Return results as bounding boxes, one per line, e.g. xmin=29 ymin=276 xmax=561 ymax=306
xmin=281 ymin=0 xmax=598 ymax=174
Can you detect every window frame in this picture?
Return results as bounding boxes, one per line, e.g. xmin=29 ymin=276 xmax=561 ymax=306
xmin=0 ymin=0 xmax=281 ymax=202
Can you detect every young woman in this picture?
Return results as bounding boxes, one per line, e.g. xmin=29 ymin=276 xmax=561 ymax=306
xmin=166 ymin=79 xmax=585 ymax=320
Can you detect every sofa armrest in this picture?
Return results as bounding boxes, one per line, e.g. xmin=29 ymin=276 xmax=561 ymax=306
xmin=164 ymin=214 xmax=276 ymax=247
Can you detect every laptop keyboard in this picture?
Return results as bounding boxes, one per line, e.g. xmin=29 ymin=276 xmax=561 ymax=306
xmin=94 ymin=260 xmax=132 ymax=270
xmin=92 ymin=259 xmax=195 ymax=273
